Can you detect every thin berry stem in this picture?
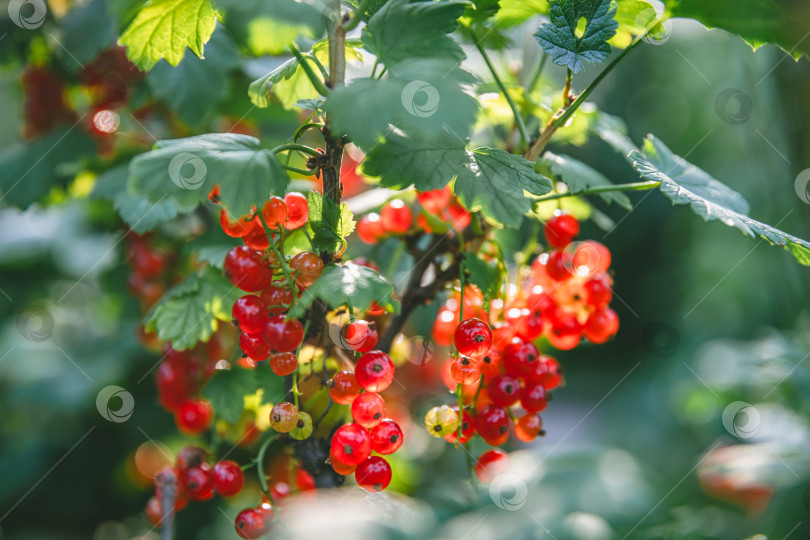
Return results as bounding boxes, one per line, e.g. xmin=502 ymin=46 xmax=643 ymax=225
xmin=533 ymin=180 xmax=661 ymax=205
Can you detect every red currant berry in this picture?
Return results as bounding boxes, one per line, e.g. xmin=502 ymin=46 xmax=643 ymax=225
xmin=176 ymin=446 xmax=208 ymax=470
xmin=145 ymin=496 xmax=163 ymax=526
xmin=234 ymin=507 xmax=272 ymax=539
xmin=487 ymin=374 xmax=522 ymax=407
xmin=183 ymin=465 xmax=214 ymax=501
xmin=211 ymin=460 xmax=244 ymax=497
xmin=220 ymin=209 xmax=257 ymax=238
xmin=380 ymin=199 xmax=412 ymax=234
xmin=344 ymin=320 xmax=379 ymax=352
xmin=479 ymin=347 xmax=502 ymax=377
xmin=269 ymin=402 xmax=298 ymax=433
xmin=369 ymin=419 xmax=404 ymax=454
xmin=284 ymin=192 xmax=308 ymax=229
xmin=417 ymin=186 xmax=452 ymax=214
xmin=444 ymin=408 xmax=474 ymax=444
xmin=330 ymin=449 xmax=357 ymax=476
xmin=583 ymin=307 xmax=619 ymax=344
xmin=545 ymin=211 xmax=580 ymax=248
xmin=232 ymin=295 xmax=269 ymax=335
xmin=475 ymin=449 xmax=508 ymax=482
xmin=474 ymin=404 xmax=510 ymax=445
xmin=357 ymin=213 xmax=386 ymax=244
xmin=454 ymin=318 xmax=492 ymax=358
xmin=351 ymin=392 xmax=386 ymax=429
xmin=328 ymin=371 xmax=362 ymax=405
xmin=355 ymin=351 xmax=395 ymax=392
xmin=175 ymin=400 xmax=213 ymax=436
xmin=224 ymin=246 xmax=272 ymax=292
xmin=241 ymin=225 xmax=270 ymax=251
xmin=502 ymin=340 xmax=539 ymax=377
xmin=355 ymin=456 xmax=392 ymax=492
xmin=295 ymin=467 xmax=315 ymax=491
xmin=290 ymin=252 xmax=324 ymax=288
xmin=546 ymin=250 xmax=574 ymax=281
xmin=526 ymin=354 xmax=564 ymax=390
xmin=269 ymin=352 xmax=298 ymax=376
xmin=239 ymin=332 xmax=271 ymax=361
xmin=262 ymin=315 xmax=304 ymax=353
xmin=450 ymin=356 xmax=481 ymax=384
xmin=270 ymin=481 xmax=290 ymax=501
xmin=515 ymin=413 xmax=544 ymax=442
xmin=548 ymin=311 xmax=583 ymax=350
xmin=432 ymin=308 xmax=458 ymax=347
xmin=260 ymin=281 xmax=293 ymax=314
xmin=521 ymin=383 xmax=548 ymax=413
xmin=331 ymin=423 xmax=371 ymax=466
xmin=261 ymin=196 xmax=288 ymax=229
xmin=444 ymin=201 xmax=470 ymax=229
xmin=572 ymin=240 xmax=611 ymax=274
xmin=584 ymin=273 xmax=613 ymax=306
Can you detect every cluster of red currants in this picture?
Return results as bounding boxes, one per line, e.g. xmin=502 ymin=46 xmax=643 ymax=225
xmin=21 ymin=66 xmax=76 ymax=139
xmin=155 ymin=347 xmax=216 ymax=436
xmin=125 ymin=233 xmax=172 ymax=311
xmin=355 ymin=186 xmax=471 ymax=243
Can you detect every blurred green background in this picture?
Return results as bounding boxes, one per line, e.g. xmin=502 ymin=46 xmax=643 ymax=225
xmin=1 ymin=5 xmax=810 ymax=540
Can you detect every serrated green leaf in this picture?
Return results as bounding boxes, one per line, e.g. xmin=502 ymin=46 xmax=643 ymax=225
xmin=202 ymin=367 xmax=257 ymax=423
xmin=0 ymin=126 xmax=95 ymax=209
xmin=324 ymin=58 xmax=479 ymax=150
xmin=59 ymin=0 xmax=116 ymax=66
xmin=494 ymin=0 xmax=548 ymax=28
xmin=146 ymin=28 xmax=240 ymax=124
xmin=128 ymin=133 xmax=288 ymax=218
xmin=465 ymin=0 xmax=501 ymax=21
xmin=362 ymin=0 xmax=467 ymax=66
xmin=254 ymin=363 xmax=288 ymax=406
xmin=533 ymin=0 xmax=618 ymax=73
xmin=542 ymin=151 xmax=632 ymax=209
xmin=454 ymin=147 xmax=554 ymax=228
xmin=183 ymin=233 xmax=240 ymax=268
xmin=610 ymin=0 xmax=658 ymax=48
xmin=463 ymin=253 xmax=501 ymax=299
xmin=144 ymin=266 xmax=240 ymax=350
xmin=289 ymin=262 xmax=398 ymax=318
xmin=630 ymin=136 xmax=810 ymax=266
xmin=307 ymin=191 xmax=356 ymax=253
xmin=248 ymin=57 xmax=305 ymax=109
xmin=119 ymin=0 xmax=219 ymax=71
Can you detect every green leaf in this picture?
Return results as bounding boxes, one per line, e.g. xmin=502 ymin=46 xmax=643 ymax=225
xmin=454 ymin=147 xmax=554 ymax=228
xmin=202 ymin=367 xmax=257 ymax=423
xmin=248 ymin=56 xmax=312 ymax=109
xmin=288 ymin=262 xmax=398 ymax=319
xmin=144 ymin=266 xmax=240 ymax=350
xmin=324 ymin=58 xmax=479 ymax=150
xmin=668 ymin=0 xmax=809 ymax=60
xmin=362 ymin=0 xmax=467 ymax=66
xmin=630 ymin=135 xmax=810 ymax=266
xmin=465 ymin=0 xmax=501 ymax=21
xmin=59 ymin=0 xmax=116 ymax=66
xmin=542 ymin=151 xmax=632 ymax=209
xmin=119 ymin=0 xmax=219 ymax=71
xmin=254 ymin=363 xmax=288 ymax=406
xmin=183 ymin=232 xmax=240 ymax=268
xmin=533 ymin=0 xmax=619 ymax=73
xmin=146 ymin=28 xmax=240 ymax=124
xmin=494 ymin=0 xmax=548 ymax=28
xmin=128 ymin=133 xmax=288 ymax=218
xmin=610 ymin=0 xmax=658 ymax=48
xmin=307 ymin=192 xmax=356 ymax=253
xmin=0 ymin=126 xmax=95 ymax=209
xmin=463 ymin=253 xmax=501 ymax=299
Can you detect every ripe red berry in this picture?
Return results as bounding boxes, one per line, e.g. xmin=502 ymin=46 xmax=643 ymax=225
xmin=572 ymin=240 xmax=611 ymax=274
xmin=269 ymin=352 xmax=298 ymax=376
xmin=487 ymin=374 xmax=522 ymax=407
xmin=351 ymin=392 xmax=386 ymax=429
xmin=241 ymin=225 xmax=270 ymax=251
xmin=502 ymin=340 xmax=539 ymax=377
xmin=515 ymin=413 xmax=544 ymax=442
xmin=331 ymin=423 xmax=371 ymax=466
xmin=545 ymin=211 xmax=580 ymax=248
xmin=479 ymin=347 xmax=502 ymax=377
xmin=380 ymin=199 xmax=412 ymax=234
xmin=548 ymin=310 xmax=583 ymax=350
xmin=583 ymin=307 xmax=619 ymax=344
xmin=284 ymin=192 xmax=309 ymax=229
xmin=183 ymin=465 xmax=214 ymax=501
xmin=354 ymin=351 xmax=395 ymax=392
xmin=211 ymin=460 xmax=244 ymax=497
xmin=526 ymin=354 xmax=564 ymax=390
xmin=453 ymin=318 xmax=492 ymax=358
xmin=234 ymin=506 xmax=273 ymax=539
xmin=475 ymin=449 xmax=508 ymax=482
xmin=474 ymin=404 xmax=510 ymax=445
xmin=370 ymin=419 xmax=404 ymax=454
xmin=355 ymin=456 xmax=392 ymax=492
xmin=328 ymin=371 xmax=362 ymax=405
xmin=344 ymin=320 xmax=378 ymax=352
xmin=295 ymin=467 xmax=315 ymax=491
xmin=450 ymin=356 xmax=481 ymax=384
xmin=444 ymin=201 xmax=470 ymax=229
xmin=260 ymin=281 xmax=293 ymax=314
xmin=145 ymin=496 xmax=162 ymax=526
xmin=289 ymin=252 xmax=324 ymax=288
xmin=444 ymin=408 xmax=474 ymax=444
xmin=546 ymin=250 xmax=574 ymax=281
xmin=232 ymin=295 xmax=269 ymax=335
xmin=584 ymin=273 xmax=613 ymax=307
xmin=330 ymin=449 xmax=357 ymax=476
xmin=357 ymin=213 xmax=386 ymax=244
xmin=224 ymin=246 xmax=272 ymax=292
xmin=432 ymin=308 xmax=458 ymax=347
xmin=417 ymin=186 xmax=452 ymax=214
xmin=261 ymin=196 xmax=288 ymax=229
xmin=175 ymin=400 xmax=213 ymax=436
xmin=239 ymin=332 xmax=271 ymax=361
xmin=220 ymin=209 xmax=257 ymax=238
xmin=521 ymin=383 xmax=548 ymax=413
xmin=262 ymin=315 xmax=304 ymax=353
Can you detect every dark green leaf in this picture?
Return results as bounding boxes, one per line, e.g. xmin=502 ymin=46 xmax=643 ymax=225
xmin=465 ymin=0 xmax=502 ymax=21
xmin=630 ymin=136 xmax=810 ymax=266
xmin=59 ymin=0 xmax=116 ymax=65
xmin=543 ymin=151 xmax=632 ymax=209
xmin=254 ymin=363 xmax=288 ymax=406
xmin=146 ymin=29 xmax=240 ymax=124
xmin=533 ymin=0 xmax=619 ymax=73
xmin=463 ymin=253 xmax=501 ymax=299
xmin=202 ymin=367 xmax=257 ymax=423
xmin=144 ymin=266 xmax=240 ymax=349
xmin=289 ymin=262 xmax=398 ymax=318
xmin=183 ymin=233 xmax=240 ymax=268
xmin=0 ymin=126 xmax=95 ymax=209
xmin=307 ymin=192 xmax=356 ymax=253
xmin=128 ymin=133 xmax=288 ymax=218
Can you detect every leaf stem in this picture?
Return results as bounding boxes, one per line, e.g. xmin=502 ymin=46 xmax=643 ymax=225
xmin=343 ymin=0 xmax=372 ymax=33
xmin=290 ymin=44 xmax=331 ymax=96
xmin=533 ymin=180 xmax=660 ymax=204
xmin=272 ymin=143 xmax=319 ymax=156
xmin=282 ymin=165 xmax=319 ymax=176
xmin=256 ymin=435 xmax=276 ymax=494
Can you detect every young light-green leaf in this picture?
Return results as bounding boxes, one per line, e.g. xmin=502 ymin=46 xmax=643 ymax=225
xmin=533 ymin=0 xmax=619 ymax=73
xmin=307 ymin=192 xmax=356 ymax=254
xmin=543 ymin=151 xmax=632 ymax=209
xmin=119 ymin=0 xmax=219 ymax=71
